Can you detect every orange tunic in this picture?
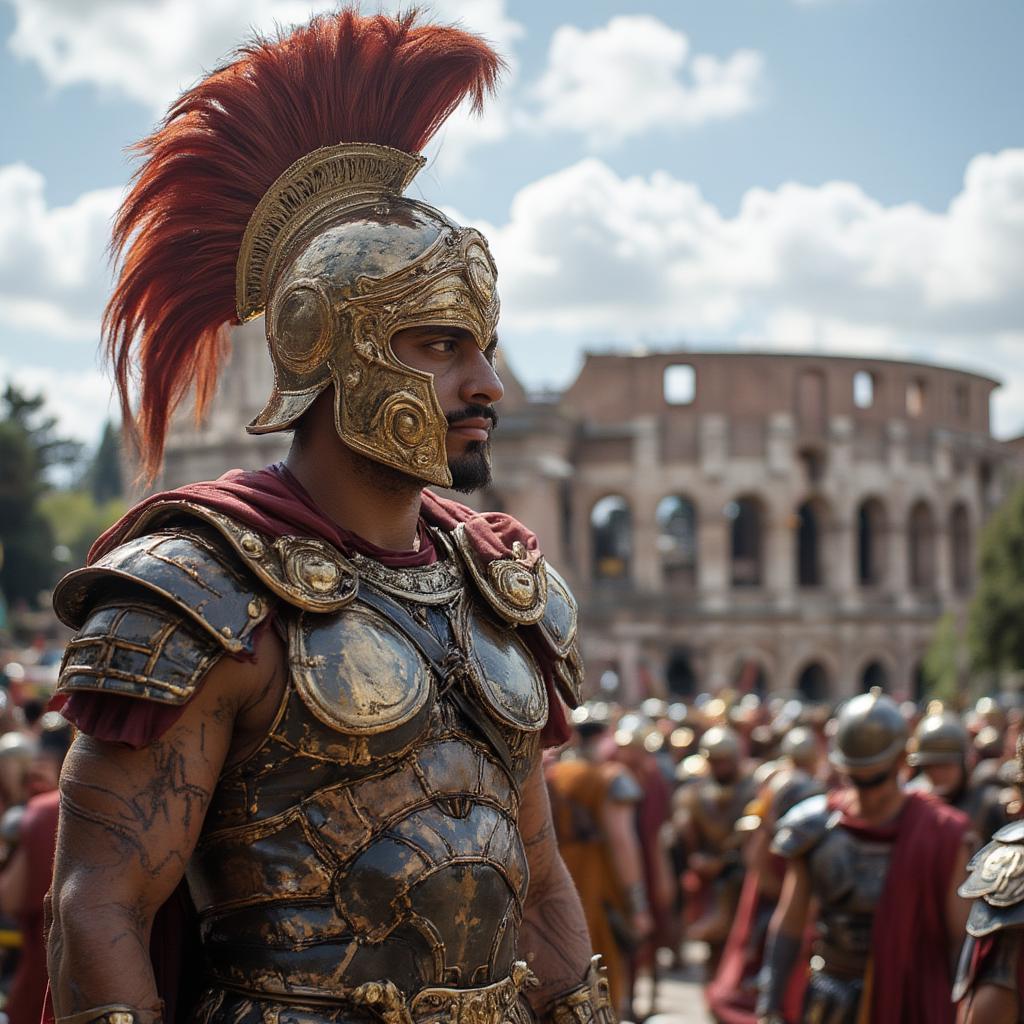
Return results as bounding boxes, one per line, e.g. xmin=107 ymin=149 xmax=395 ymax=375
xmin=545 ymin=758 xmax=634 ymax=1009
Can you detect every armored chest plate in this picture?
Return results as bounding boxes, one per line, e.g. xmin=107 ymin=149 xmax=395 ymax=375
xmin=189 ymin=550 xmax=547 ymax=1000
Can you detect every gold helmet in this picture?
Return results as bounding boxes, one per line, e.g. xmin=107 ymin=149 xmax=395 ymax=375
xmin=239 ymin=149 xmax=499 ymax=485
xmin=103 ymin=11 xmax=502 ymax=484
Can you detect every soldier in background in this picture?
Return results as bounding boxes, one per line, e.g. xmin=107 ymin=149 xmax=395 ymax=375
xmin=706 ymin=727 xmax=823 ymax=1024
xmin=757 ymin=691 xmax=972 ymax=1024
xmin=908 ymin=707 xmax=1010 ymax=844
xmin=956 ymin=732 xmax=1024 ymax=1023
xmin=545 ymin=705 xmax=652 ymax=1019
xmin=677 ymin=726 xmax=756 ymax=971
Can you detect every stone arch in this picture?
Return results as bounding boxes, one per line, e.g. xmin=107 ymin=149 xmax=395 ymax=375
xmin=795 ymin=659 xmax=831 ymax=702
xmin=908 ymin=499 xmax=937 ymax=591
xmin=859 ymin=659 xmax=891 ymax=693
xmin=856 ymin=496 xmax=888 ymax=587
xmin=728 ymin=493 xmax=765 ymax=588
xmin=950 ymin=501 xmax=972 ymax=594
xmin=656 ymin=494 xmax=698 ymax=588
xmin=910 ymin=658 xmax=927 ymax=702
xmin=591 ymin=494 xmax=632 ymax=583
xmin=796 ymin=495 xmax=829 ymax=588
xmin=666 ymin=647 xmax=698 ymax=698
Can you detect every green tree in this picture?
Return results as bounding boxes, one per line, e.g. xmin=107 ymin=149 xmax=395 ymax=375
xmin=0 ymin=419 xmax=55 ymax=608
xmin=0 ymin=385 xmax=84 ymax=608
xmin=969 ymin=481 xmax=1024 ymax=675
xmin=922 ymin=612 xmax=964 ymax=705
xmin=40 ymin=490 xmax=127 ymax=572
xmin=2 ymin=384 xmax=82 ymax=474
xmin=86 ymin=420 xmax=124 ymax=503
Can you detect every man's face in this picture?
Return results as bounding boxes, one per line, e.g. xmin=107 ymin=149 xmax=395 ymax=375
xmin=709 ymin=755 xmax=739 ymax=785
xmin=923 ymin=761 xmax=965 ymax=798
xmin=390 ymin=325 xmax=503 ymax=493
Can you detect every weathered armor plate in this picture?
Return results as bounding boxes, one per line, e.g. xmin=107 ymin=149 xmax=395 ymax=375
xmin=290 ymin=602 xmax=434 ymax=735
xmin=962 ymin=826 xmax=1024 ymax=939
xmin=452 ymin=524 xmax=547 ymax=626
xmin=468 ymin=608 xmax=548 ymax=733
xmin=53 ymin=527 xmax=272 ymax=654
xmin=120 ymin=501 xmax=360 ymax=611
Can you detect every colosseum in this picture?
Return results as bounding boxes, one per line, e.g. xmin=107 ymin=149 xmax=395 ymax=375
xmin=162 ymin=323 xmax=1017 ymax=704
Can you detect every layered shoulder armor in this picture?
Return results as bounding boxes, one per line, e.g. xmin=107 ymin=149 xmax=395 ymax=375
xmin=771 ymin=793 xmax=835 ymax=858
xmin=448 ymin=524 xmax=582 ymax=709
xmin=534 ymin=564 xmax=583 ymax=709
xmin=54 ymin=514 xmax=277 ymax=706
xmin=960 ymin=820 xmax=1024 ymax=938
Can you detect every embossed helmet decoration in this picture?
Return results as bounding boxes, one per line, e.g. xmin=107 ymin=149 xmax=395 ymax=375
xmin=830 ymin=689 xmax=908 ymax=771
xmin=104 ymin=11 xmax=503 ymax=484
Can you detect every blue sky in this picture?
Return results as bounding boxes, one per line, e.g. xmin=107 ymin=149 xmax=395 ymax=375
xmin=2 ymin=0 xmax=1023 ymax=444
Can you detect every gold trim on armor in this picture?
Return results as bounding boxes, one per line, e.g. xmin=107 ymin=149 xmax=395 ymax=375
xmin=125 ymin=502 xmax=360 ymax=611
xmin=289 ymin=604 xmax=434 ymax=736
xmin=545 ymin=957 xmax=617 ymax=1024
xmin=452 ymin=524 xmax=547 ymax=626
xmin=205 ymin=963 xmax=536 ymax=1024
xmin=351 ymin=548 xmax=464 ymax=605
xmin=236 ymin=142 xmax=425 ymax=322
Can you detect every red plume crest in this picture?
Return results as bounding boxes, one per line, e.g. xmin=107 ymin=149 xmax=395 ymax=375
xmin=104 ymin=8 xmax=503 ymax=480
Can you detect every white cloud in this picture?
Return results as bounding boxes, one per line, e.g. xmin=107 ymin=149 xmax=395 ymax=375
xmin=469 ymin=149 xmax=1024 ymax=435
xmin=4 ymin=0 xmax=524 ymax=171
xmin=0 ymin=163 xmax=120 ymax=341
xmin=484 ymin=149 xmax=1024 ymax=336
xmin=529 ymin=16 xmax=765 ymax=146
xmin=0 ymin=358 xmax=115 ymax=446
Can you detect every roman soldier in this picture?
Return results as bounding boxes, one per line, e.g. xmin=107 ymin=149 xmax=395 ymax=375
xmin=908 ymin=707 xmax=1009 ymax=844
xmin=757 ymin=690 xmax=972 ymax=1024
xmin=955 ymin=734 xmax=1024 ymax=1024
xmin=45 ymin=11 xmax=612 ymax=1024
xmin=677 ymin=725 xmax=756 ymax=970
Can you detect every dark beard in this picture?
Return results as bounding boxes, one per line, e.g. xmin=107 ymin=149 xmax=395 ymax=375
xmin=448 ymin=440 xmax=492 ymax=493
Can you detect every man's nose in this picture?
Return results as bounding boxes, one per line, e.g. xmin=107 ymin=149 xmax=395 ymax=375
xmin=462 ymin=349 xmax=504 ymax=405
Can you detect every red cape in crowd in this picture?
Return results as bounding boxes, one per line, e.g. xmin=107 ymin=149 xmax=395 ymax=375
xmin=829 ymin=788 xmax=969 ymax=1024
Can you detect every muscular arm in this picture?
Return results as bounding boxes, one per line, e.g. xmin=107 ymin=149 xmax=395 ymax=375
xmin=48 ymin=626 xmax=283 ymax=1018
xmin=518 ymin=755 xmax=593 ymax=1016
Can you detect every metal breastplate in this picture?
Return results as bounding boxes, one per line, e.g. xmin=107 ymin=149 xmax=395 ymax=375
xmin=807 ymin=825 xmax=892 ymax=976
xmin=185 ymin=549 xmax=546 ymax=1002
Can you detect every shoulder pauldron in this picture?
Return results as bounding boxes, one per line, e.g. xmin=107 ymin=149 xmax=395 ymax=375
xmin=771 ymin=793 xmax=835 ymax=858
xmin=448 ymin=526 xmax=582 ymax=709
xmin=54 ymin=523 xmax=275 ymax=706
xmin=961 ymin=821 xmax=1024 ymax=937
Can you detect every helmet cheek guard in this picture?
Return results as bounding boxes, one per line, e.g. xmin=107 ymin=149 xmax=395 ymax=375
xmin=239 ymin=145 xmax=499 ymax=488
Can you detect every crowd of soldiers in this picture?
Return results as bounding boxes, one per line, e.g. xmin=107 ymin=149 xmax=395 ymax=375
xmin=0 ymin=686 xmax=73 ymax=1024
xmin=543 ymin=689 xmax=1024 ymax=1024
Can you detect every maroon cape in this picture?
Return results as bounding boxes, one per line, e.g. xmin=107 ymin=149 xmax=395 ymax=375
xmin=705 ymin=851 xmax=808 ymax=1024
xmin=829 ymin=788 xmax=969 ymax=1024
xmin=48 ymin=465 xmax=570 ymax=1022
xmin=6 ymin=790 xmax=59 ymax=1024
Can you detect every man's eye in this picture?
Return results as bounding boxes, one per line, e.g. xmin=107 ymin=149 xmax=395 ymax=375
xmin=427 ymin=339 xmax=457 ymax=353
